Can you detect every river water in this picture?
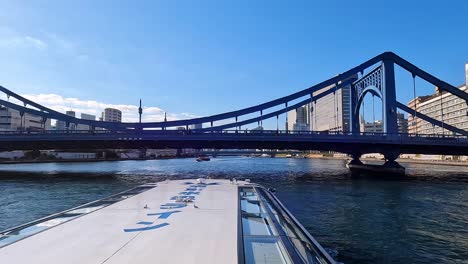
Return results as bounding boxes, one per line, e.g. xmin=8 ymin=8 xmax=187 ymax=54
xmin=0 ymin=157 xmax=467 ymax=263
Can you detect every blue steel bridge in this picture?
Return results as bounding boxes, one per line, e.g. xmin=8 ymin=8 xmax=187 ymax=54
xmin=0 ymin=52 xmax=467 ymax=165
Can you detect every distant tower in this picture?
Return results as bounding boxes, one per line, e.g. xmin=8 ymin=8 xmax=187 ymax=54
xmin=138 ymin=99 xmax=143 ymax=124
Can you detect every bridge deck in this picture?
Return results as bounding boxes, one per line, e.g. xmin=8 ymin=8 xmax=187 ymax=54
xmin=0 ymin=130 xmax=466 ymax=155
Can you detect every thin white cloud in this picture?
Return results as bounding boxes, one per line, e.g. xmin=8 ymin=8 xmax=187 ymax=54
xmin=24 ymin=36 xmax=47 ymax=50
xmin=0 ymin=28 xmax=90 ymax=62
xmin=0 ymin=35 xmax=48 ymax=50
xmin=7 ymin=93 xmax=199 ymax=123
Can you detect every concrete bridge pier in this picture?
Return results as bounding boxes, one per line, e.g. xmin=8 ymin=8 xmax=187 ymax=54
xmin=347 ymin=150 xmax=405 ymax=177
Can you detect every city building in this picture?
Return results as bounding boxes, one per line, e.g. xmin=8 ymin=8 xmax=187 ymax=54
xmin=408 ymin=86 xmax=467 ymax=135
xmin=397 ymin=112 xmax=408 ymax=134
xmin=286 ymin=76 xmax=356 ymax=133
xmin=103 ymin=108 xmax=122 ymax=123
xmin=250 ymin=126 xmax=264 ymax=132
xmin=408 ymin=63 xmax=468 ymax=135
xmin=287 ymin=105 xmax=311 ymax=131
xmin=407 ymin=95 xmax=432 ymax=134
xmin=190 ymin=123 xmax=203 ymax=130
xmin=466 ymin=63 xmax=468 ymax=86
xmin=56 ymin=111 xmax=76 ymax=130
xmin=311 ymin=82 xmax=352 ymax=132
xmin=364 ymin=120 xmax=383 ymax=133
xmin=77 ymin=113 xmax=96 ymax=130
xmin=404 ymin=63 xmax=468 ymax=161
xmin=0 ymin=106 xmax=51 ymax=131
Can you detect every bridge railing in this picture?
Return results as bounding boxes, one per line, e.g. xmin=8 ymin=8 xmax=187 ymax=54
xmin=0 ymin=129 xmax=466 ymax=140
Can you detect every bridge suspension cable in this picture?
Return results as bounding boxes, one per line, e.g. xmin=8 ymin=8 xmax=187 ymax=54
xmin=412 ymin=73 xmax=417 ymax=135
xmin=440 ymin=91 xmax=444 ymax=136
xmin=372 ymin=95 xmax=376 ymax=132
xmin=276 ymin=115 xmax=279 ymax=131
xmin=362 ymin=95 xmax=365 ymax=133
xmin=333 ymin=84 xmax=337 ymax=131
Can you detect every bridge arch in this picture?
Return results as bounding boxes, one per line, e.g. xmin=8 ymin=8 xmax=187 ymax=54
xmin=353 ymin=85 xmax=383 ymax=120
xmin=351 ymin=85 xmax=385 ymax=132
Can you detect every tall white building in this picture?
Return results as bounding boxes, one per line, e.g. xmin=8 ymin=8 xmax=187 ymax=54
xmin=56 ymin=111 xmax=76 ymax=130
xmin=77 ymin=113 xmax=96 ymax=130
xmin=311 ymin=84 xmax=351 ymax=132
xmin=190 ymin=123 xmax=202 ymax=130
xmin=287 ymin=76 xmax=355 ymax=132
xmin=466 ymin=63 xmax=468 ymax=87
xmin=103 ymin=108 xmax=122 ymax=123
xmin=0 ymin=107 xmax=51 ymax=131
xmin=287 ymin=105 xmax=311 ymax=131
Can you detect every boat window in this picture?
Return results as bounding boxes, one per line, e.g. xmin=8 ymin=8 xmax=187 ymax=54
xmin=239 ymin=187 xmax=292 ymax=263
xmin=256 ymin=188 xmax=334 ymax=264
xmin=243 ymin=236 xmax=292 ymax=264
xmin=242 ymin=213 xmax=277 ymax=236
xmin=240 ymin=198 xmax=263 ymax=214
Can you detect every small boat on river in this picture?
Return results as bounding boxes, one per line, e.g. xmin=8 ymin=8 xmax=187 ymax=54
xmin=196 ymin=155 xmax=210 ymax=162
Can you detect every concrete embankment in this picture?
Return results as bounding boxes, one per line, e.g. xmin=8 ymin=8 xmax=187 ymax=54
xmin=0 ymin=156 xmax=194 ymax=165
xmin=304 ymin=154 xmax=468 ymax=167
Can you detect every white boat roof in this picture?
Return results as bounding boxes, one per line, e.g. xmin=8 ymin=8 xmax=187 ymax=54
xmin=0 ymin=179 xmax=242 ymax=264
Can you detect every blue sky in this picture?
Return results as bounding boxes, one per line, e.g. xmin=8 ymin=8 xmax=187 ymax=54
xmin=0 ymin=0 xmax=467 ymax=125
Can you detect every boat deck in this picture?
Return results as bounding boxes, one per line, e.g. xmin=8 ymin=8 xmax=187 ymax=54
xmin=0 ymin=179 xmax=239 ymax=264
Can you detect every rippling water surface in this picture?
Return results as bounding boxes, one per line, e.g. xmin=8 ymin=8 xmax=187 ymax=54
xmin=0 ymin=157 xmax=467 ymax=263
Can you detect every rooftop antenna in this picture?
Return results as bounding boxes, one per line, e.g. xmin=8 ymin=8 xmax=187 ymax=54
xmin=138 ymin=99 xmax=143 ymax=124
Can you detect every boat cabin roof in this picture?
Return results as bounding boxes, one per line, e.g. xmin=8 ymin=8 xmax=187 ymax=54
xmin=0 ymin=179 xmax=334 ymax=264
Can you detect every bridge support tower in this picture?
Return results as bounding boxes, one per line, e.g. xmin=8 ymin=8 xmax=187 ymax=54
xmin=347 ymin=149 xmax=405 ymax=177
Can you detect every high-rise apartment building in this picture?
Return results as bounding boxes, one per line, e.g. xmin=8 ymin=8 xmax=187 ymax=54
xmin=287 ymin=105 xmax=311 ymax=131
xmin=311 ymin=84 xmax=352 ymax=132
xmin=77 ymin=113 xmax=96 ymax=130
xmin=397 ymin=112 xmax=408 ymax=134
xmin=103 ymin=108 xmax=122 ymax=123
xmin=287 ymin=77 xmax=355 ymax=132
xmin=56 ymin=111 xmax=76 ymax=130
xmin=407 ymin=96 xmax=432 ymax=134
xmin=408 ymin=64 xmax=468 ymax=135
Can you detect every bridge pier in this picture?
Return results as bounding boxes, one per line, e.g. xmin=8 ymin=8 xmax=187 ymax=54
xmin=347 ymin=151 xmax=405 ymax=177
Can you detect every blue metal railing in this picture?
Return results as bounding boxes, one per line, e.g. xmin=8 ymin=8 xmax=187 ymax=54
xmin=0 ymin=129 xmax=466 ymax=140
